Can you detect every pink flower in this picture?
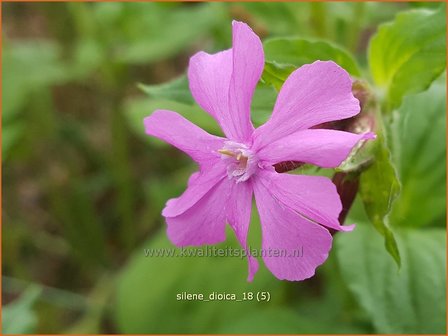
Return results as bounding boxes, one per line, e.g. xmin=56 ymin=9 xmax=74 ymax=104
xmin=144 ymin=21 xmax=374 ymax=281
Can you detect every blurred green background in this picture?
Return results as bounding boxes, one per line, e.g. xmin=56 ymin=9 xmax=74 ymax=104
xmin=2 ymin=2 xmax=446 ymax=334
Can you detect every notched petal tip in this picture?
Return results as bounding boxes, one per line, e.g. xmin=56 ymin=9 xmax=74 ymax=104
xmin=339 ymin=223 xmax=356 ymax=232
xmin=231 ymin=19 xmax=263 ymax=51
xmin=231 ymin=19 xmax=248 ymax=29
xmin=363 ymin=132 xmax=377 ymax=140
xmin=308 ymin=59 xmax=348 ymax=74
xmin=161 ymin=198 xmax=176 ymax=218
xmin=246 ymin=259 xmax=259 ymax=282
xmin=143 ymin=109 xmax=166 ymax=135
xmin=142 ymin=112 xmax=154 ymax=128
xmin=254 ymin=59 xmax=361 ymax=147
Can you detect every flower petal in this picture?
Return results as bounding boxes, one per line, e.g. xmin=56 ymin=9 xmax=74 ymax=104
xmin=228 ymin=20 xmax=264 ymax=142
xmin=166 ymin=178 xmax=232 ymax=247
xmin=165 ymin=173 xmax=258 ymax=280
xmin=144 ymin=110 xmax=224 ymax=165
xmin=188 ymin=21 xmax=264 ymax=142
xmin=163 ymin=162 xmax=227 ymax=218
xmin=188 ymin=50 xmax=233 ymax=134
xmin=254 ymin=178 xmax=332 ymax=281
xmin=227 ymin=180 xmax=259 ymax=282
xmin=253 ymin=61 xmax=360 ymax=150
xmin=258 ymin=129 xmax=375 ymax=168
xmin=257 ymin=169 xmax=352 ymax=232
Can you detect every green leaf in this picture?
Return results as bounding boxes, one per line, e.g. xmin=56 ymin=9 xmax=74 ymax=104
xmin=389 ymin=80 xmax=446 ymax=227
xmin=235 ymin=2 xmax=311 ymax=36
xmin=336 ymin=224 xmax=446 ymax=334
xmin=114 ymin=227 xmax=284 ymax=333
xmin=71 ymin=39 xmax=105 ymax=79
xmin=368 ymin=7 xmax=446 ymax=110
xmin=261 ymin=61 xmax=296 ymax=91
xmin=263 ymin=37 xmax=361 ymax=79
xmin=3 ymin=286 xmax=42 ymax=334
xmin=251 ymin=84 xmax=277 ymax=127
xmin=138 ymin=76 xmax=194 ymax=105
xmin=359 ymin=132 xmax=401 ymax=266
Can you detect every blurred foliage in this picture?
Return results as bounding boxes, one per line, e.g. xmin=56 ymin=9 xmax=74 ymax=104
xmin=115 ymin=224 xmax=284 ymax=334
xmin=2 ymin=286 xmax=41 ymax=334
xmin=2 ymin=1 xmax=446 ymax=334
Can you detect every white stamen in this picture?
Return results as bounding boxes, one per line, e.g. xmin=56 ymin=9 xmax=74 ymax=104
xmin=218 ymin=141 xmax=258 ymax=183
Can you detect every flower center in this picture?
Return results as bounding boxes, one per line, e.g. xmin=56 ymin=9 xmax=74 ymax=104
xmin=218 ymin=141 xmax=258 ymax=183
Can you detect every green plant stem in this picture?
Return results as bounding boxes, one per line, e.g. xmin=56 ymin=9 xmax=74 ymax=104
xmin=310 ymin=3 xmax=328 ymax=38
xmin=108 ymin=83 xmax=136 ymax=251
xmin=348 ymin=2 xmax=366 ymax=53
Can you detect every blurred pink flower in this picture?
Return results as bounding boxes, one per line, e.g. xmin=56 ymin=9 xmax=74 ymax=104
xmin=144 ymin=21 xmax=374 ymax=281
